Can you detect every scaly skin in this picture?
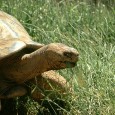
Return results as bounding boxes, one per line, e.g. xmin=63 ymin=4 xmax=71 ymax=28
xmin=0 ymin=43 xmax=78 ymax=99
xmin=0 ymin=11 xmax=79 ymax=112
xmin=30 ymin=70 xmax=71 ymax=102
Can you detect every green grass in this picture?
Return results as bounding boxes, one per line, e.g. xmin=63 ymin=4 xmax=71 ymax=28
xmin=0 ymin=0 xmax=115 ymax=114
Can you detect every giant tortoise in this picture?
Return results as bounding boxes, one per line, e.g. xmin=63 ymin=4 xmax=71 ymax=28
xmin=0 ymin=11 xmax=79 ymax=110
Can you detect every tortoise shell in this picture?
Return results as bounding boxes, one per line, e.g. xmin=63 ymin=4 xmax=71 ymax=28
xmin=0 ymin=11 xmax=79 ymax=102
xmin=0 ymin=11 xmax=43 ymax=59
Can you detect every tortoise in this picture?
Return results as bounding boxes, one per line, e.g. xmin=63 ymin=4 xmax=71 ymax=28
xmin=0 ymin=11 xmax=79 ymax=110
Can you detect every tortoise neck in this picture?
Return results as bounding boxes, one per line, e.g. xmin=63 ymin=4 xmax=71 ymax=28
xmin=31 ymin=50 xmax=49 ymax=73
xmin=21 ymin=46 xmax=49 ymax=76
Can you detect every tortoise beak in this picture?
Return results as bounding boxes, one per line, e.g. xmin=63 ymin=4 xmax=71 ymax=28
xmin=62 ymin=48 xmax=79 ymax=68
xmin=59 ymin=52 xmax=79 ymax=68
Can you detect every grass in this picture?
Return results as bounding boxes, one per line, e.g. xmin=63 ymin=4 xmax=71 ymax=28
xmin=0 ymin=0 xmax=115 ymax=114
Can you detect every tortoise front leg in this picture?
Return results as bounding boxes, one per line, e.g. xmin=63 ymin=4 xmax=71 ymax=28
xmin=0 ymin=85 xmax=27 ymax=113
xmin=0 ymin=85 xmax=27 ymax=99
xmin=29 ymin=70 xmax=71 ymax=102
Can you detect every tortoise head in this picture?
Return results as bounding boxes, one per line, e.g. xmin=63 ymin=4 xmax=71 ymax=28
xmin=21 ymin=43 xmax=79 ymax=73
xmin=44 ymin=43 xmax=79 ymax=70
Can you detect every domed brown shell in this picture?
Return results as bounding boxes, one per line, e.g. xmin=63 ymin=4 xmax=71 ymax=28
xmin=0 ymin=11 xmax=42 ymax=59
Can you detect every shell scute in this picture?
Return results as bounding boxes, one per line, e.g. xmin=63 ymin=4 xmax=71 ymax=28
xmin=0 ymin=39 xmax=26 ymax=59
xmin=0 ymin=11 xmax=31 ymax=59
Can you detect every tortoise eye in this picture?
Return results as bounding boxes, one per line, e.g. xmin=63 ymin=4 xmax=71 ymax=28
xmin=63 ymin=52 xmax=72 ymax=58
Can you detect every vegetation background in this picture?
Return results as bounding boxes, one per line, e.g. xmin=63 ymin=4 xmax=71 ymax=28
xmin=0 ymin=0 xmax=115 ymax=115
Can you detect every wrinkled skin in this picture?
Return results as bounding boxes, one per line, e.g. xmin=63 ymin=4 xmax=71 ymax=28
xmin=0 ymin=43 xmax=78 ymax=86
xmin=0 ymin=11 xmax=79 ymax=113
xmin=0 ymin=43 xmax=79 ymax=111
xmin=30 ymin=70 xmax=71 ymax=101
xmin=0 ymin=70 xmax=72 ymax=114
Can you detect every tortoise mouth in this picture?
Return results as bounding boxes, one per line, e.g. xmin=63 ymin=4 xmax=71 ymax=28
xmin=60 ymin=61 xmax=76 ymax=67
xmin=64 ymin=61 xmax=76 ymax=67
